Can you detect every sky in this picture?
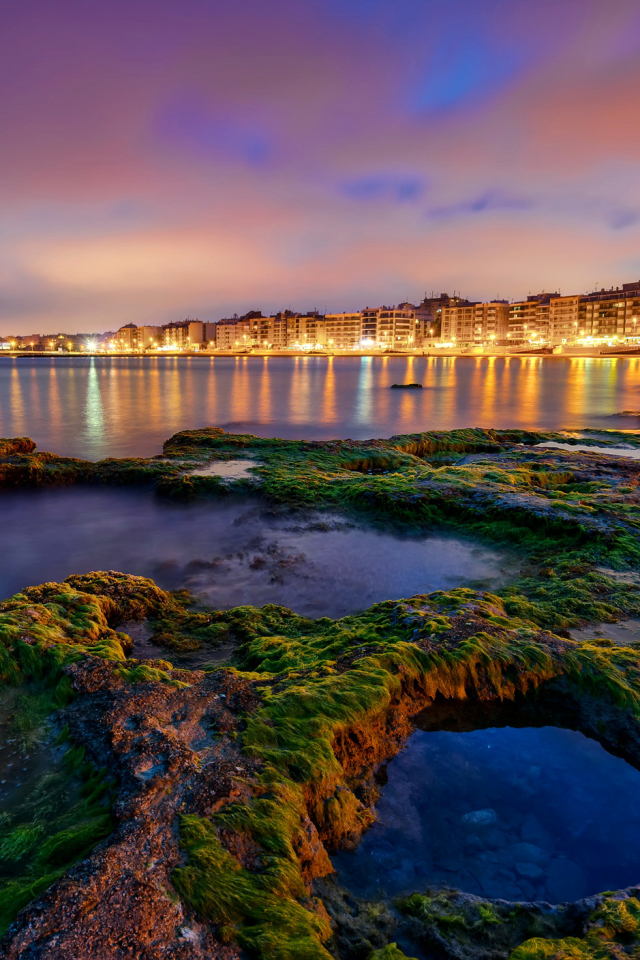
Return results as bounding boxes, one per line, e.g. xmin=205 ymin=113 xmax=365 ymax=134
xmin=3 ymin=0 xmax=640 ymax=333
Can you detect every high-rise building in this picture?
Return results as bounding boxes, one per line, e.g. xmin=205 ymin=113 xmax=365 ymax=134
xmin=324 ymin=313 xmax=362 ymax=349
xmin=548 ymin=296 xmax=581 ymax=343
xmin=577 ymin=281 xmax=640 ymax=340
xmin=138 ymin=325 xmax=162 ymax=349
xmin=360 ymin=306 xmax=416 ymax=348
xmin=441 ymin=302 xmax=509 ymax=343
xmin=508 ymin=295 xmax=553 ymax=343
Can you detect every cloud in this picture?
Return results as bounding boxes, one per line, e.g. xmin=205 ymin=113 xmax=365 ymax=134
xmin=3 ymin=0 xmax=640 ymax=331
xmin=341 ymin=175 xmax=425 ymax=202
xmin=429 ymin=190 xmax=533 ymax=219
xmin=153 ymin=95 xmax=273 ymax=168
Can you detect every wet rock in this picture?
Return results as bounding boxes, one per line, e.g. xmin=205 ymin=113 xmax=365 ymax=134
xmin=435 ymin=855 xmax=463 ymax=873
xmin=510 ymin=842 xmax=550 ymax=866
xmin=481 ymin=879 xmax=523 ymax=900
xmin=545 ymin=858 xmax=589 ymax=902
xmin=465 ymin=833 xmax=484 ymax=850
xmin=483 ymin=827 xmax=508 ymax=849
xmin=461 ymin=808 xmax=497 ymax=826
xmin=519 ymin=879 xmax=536 ymax=900
xmin=520 ymin=814 xmax=553 ymax=848
xmin=515 ymin=861 xmax=545 ymax=880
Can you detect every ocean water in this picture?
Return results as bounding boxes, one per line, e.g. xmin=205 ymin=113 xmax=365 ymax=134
xmin=333 ymin=725 xmax=640 ymax=903
xmin=1 ymin=354 xmax=639 ymax=459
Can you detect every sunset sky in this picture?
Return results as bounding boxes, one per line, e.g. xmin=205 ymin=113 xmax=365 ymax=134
xmin=3 ymin=0 xmax=640 ymax=332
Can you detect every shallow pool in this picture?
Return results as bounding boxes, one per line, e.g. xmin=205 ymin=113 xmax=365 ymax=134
xmin=0 ymin=487 xmax=511 ymax=619
xmin=332 ymin=725 xmax=640 ymax=903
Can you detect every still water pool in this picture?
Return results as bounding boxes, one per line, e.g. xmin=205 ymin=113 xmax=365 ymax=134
xmin=333 ymin=725 xmax=640 ymax=903
xmin=0 ymin=487 xmax=510 ymax=618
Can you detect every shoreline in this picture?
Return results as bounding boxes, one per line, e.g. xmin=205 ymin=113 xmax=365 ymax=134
xmin=1 ymin=346 xmax=639 ymax=360
xmin=2 ymin=427 xmax=640 ymax=958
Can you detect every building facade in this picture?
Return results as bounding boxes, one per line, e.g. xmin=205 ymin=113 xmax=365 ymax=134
xmin=441 ymin=302 xmax=509 ymax=344
xmin=324 ymin=313 xmax=362 ymax=349
xmin=577 ymin=282 xmax=640 ymax=340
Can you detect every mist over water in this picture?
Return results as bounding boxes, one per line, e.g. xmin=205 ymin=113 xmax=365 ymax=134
xmin=0 ymin=488 xmax=511 ymax=618
xmin=1 ymin=355 xmax=639 ymax=459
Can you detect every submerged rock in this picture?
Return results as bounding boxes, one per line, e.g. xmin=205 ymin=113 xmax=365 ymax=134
xmin=461 ymin=808 xmax=498 ymax=826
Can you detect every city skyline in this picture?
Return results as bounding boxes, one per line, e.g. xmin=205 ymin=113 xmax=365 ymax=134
xmin=4 ymin=0 xmax=640 ymax=333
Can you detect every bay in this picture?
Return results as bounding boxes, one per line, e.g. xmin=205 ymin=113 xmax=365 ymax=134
xmin=1 ymin=355 xmax=639 ymax=459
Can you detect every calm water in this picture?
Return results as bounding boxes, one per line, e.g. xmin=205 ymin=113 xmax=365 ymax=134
xmin=1 ymin=356 xmax=640 ymax=459
xmin=0 ymin=488 xmax=510 ymax=618
xmin=333 ymin=726 xmax=640 ymax=903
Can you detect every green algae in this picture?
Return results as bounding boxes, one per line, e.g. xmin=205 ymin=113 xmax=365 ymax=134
xmin=0 ymin=685 xmax=114 ymax=936
xmin=3 ymin=429 xmax=640 ymax=955
xmin=369 ymin=946 xmax=419 ymax=960
xmin=174 ymin=810 xmax=332 ymax=959
xmin=510 ymin=897 xmax=640 ymax=960
xmin=1 ymin=572 xmax=640 ymax=957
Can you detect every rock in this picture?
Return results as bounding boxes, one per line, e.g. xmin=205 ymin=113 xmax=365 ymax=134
xmin=484 ymin=828 xmax=509 ymax=849
xmin=520 ymin=814 xmax=552 ymax=848
xmin=545 ymin=859 xmax=589 ymax=902
xmin=435 ymin=855 xmax=463 ymax=873
xmin=465 ymin=833 xmax=485 ymax=850
xmin=461 ymin=808 xmax=497 ymax=826
xmin=510 ymin=842 xmax=550 ymax=866
xmin=519 ymin=879 xmax=536 ymax=901
xmin=515 ymin=861 xmax=545 ymax=880
xmin=481 ymin=880 xmax=523 ymax=900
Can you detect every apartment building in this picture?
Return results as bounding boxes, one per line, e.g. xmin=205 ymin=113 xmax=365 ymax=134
xmin=360 ymin=306 xmax=418 ymax=348
xmin=577 ymin=281 xmax=640 ymax=340
xmin=324 ymin=313 xmax=362 ymax=349
xmin=441 ymin=302 xmax=509 ymax=343
xmin=216 ymin=320 xmax=252 ymax=350
xmin=138 ymin=325 xmax=162 ymax=349
xmin=115 ymin=324 xmax=140 ymax=350
xmin=288 ymin=313 xmax=325 ymax=348
xmin=548 ymin=296 xmax=581 ymax=343
xmin=162 ymin=322 xmax=186 ymax=349
xmin=508 ymin=295 xmax=552 ymax=342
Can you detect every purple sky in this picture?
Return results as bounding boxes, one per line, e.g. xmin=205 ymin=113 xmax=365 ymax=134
xmin=3 ymin=0 xmax=640 ymax=333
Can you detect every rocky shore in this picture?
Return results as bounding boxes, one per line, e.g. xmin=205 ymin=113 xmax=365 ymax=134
xmin=1 ymin=427 xmax=640 ymax=959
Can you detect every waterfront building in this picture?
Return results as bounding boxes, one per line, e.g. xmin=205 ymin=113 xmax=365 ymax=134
xmin=577 ymin=281 xmax=640 ymax=340
xmin=137 ymin=325 xmax=162 ymax=350
xmin=441 ymin=301 xmax=509 ymax=344
xmin=508 ymin=295 xmax=553 ymax=343
xmin=285 ymin=311 xmax=325 ymax=348
xmin=162 ymin=321 xmax=191 ymax=350
xmin=415 ymin=293 xmax=467 ymax=338
xmin=324 ymin=313 xmax=363 ymax=349
xmin=216 ymin=319 xmax=252 ymax=350
xmin=187 ymin=321 xmax=204 ymax=349
xmin=360 ymin=306 xmax=417 ymax=349
xmin=116 ymin=323 xmax=140 ymax=350
xmin=548 ymin=296 xmax=581 ymax=343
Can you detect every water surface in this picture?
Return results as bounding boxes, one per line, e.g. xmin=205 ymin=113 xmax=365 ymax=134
xmin=2 ymin=355 xmax=640 ymax=459
xmin=333 ymin=726 xmax=640 ymax=903
xmin=0 ymin=487 xmax=510 ymax=618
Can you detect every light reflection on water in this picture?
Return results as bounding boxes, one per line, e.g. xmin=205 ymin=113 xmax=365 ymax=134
xmin=1 ymin=355 xmax=640 ymax=459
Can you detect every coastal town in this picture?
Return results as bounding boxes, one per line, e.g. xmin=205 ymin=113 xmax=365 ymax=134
xmin=4 ymin=278 xmax=640 ymax=356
